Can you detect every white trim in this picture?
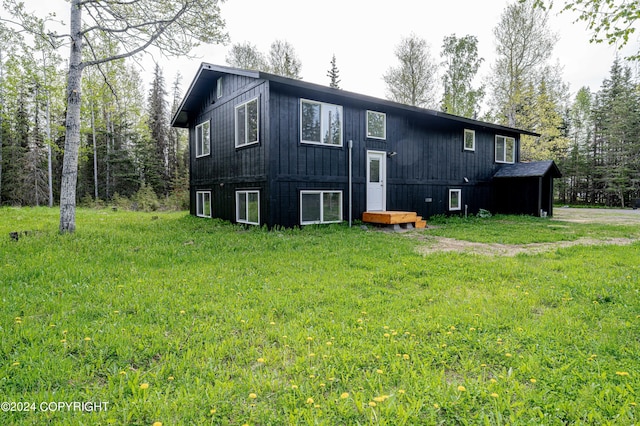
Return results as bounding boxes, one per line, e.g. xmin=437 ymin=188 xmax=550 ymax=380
xmin=449 ymin=189 xmax=462 ymax=211
xmin=195 ymin=120 xmax=211 ymax=158
xmin=235 ymin=97 xmax=260 ymax=148
xmin=495 ymin=135 xmax=515 ymax=163
xmin=366 ymin=150 xmax=387 ymax=211
xmin=236 ymin=190 xmax=260 ymax=225
xmin=366 ymin=110 xmax=386 ymax=140
xmin=464 ymin=129 xmax=475 ymax=151
xmin=300 ymin=190 xmax=343 ymax=225
xmin=300 ymin=98 xmax=343 ymax=147
xmin=196 ymin=191 xmax=212 ymax=218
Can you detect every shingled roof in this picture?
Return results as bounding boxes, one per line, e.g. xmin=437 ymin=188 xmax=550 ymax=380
xmin=493 ymin=160 xmax=562 ymax=178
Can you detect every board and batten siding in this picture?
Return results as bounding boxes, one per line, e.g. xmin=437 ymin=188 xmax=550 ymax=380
xmin=189 ymin=78 xmax=270 ymax=224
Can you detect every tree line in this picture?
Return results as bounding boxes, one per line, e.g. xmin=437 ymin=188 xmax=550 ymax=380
xmin=0 ymin=0 xmax=638 ymax=224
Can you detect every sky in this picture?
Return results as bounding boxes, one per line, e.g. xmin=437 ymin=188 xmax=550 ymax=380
xmin=12 ymin=0 xmax=640 ymax=107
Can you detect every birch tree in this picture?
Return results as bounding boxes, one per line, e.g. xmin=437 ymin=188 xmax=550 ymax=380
xmin=4 ymin=0 xmax=227 ymax=232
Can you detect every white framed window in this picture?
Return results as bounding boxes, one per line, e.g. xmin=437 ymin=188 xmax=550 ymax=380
xmin=495 ymin=135 xmax=515 ymax=163
xmin=216 ymin=78 xmax=223 ymax=98
xmin=196 ymin=191 xmax=211 ymax=218
xmin=464 ymin=129 xmax=475 ymax=151
xmin=235 ymin=98 xmax=259 ymax=148
xmin=449 ymin=189 xmax=461 ymax=211
xmin=366 ymin=110 xmax=386 ymax=140
xmin=300 ymin=190 xmax=343 ymax=225
xmin=300 ymin=99 xmax=343 ymax=146
xmin=195 ymin=120 xmax=210 ymax=158
xmin=236 ymin=190 xmax=260 ymax=225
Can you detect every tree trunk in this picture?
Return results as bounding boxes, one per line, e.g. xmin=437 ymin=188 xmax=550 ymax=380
xmin=91 ymin=99 xmax=98 ymax=199
xmin=59 ymin=0 xmax=83 ymax=233
xmin=0 ymin=49 xmax=4 ymax=206
xmin=43 ymin=52 xmax=54 ymax=207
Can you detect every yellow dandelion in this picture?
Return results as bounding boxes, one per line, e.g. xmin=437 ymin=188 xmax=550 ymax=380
xmin=530 ymin=378 xmax=537 ymax=383
xmin=84 ymin=337 xmax=92 ymax=341
xmin=368 ymin=401 xmax=377 ymax=407
xmin=490 ymin=393 xmax=499 ymax=398
xmin=11 ymin=362 xmax=19 ymax=367
xmin=505 ymin=353 xmax=512 ymax=357
xmin=441 ymin=343 xmax=447 ymax=348
xmin=307 ymin=336 xmax=313 ymax=341
xmin=480 ymin=363 xmax=487 ymax=367
xmin=248 ymin=393 xmax=257 ymax=399
xmin=383 ymin=333 xmax=390 ymax=338
xmin=616 ymin=371 xmax=630 ymax=377
xmin=326 ymin=341 xmax=332 ymax=346
xmin=373 ymin=396 xmax=385 ymax=403
xmin=376 ymin=369 xmax=383 ymax=374
xmin=139 ymin=383 xmax=149 ymax=390
xmin=314 ymin=404 xmax=320 ymax=408
xmin=391 ymin=331 xmax=398 ymax=336
xmin=398 ymin=389 xmax=406 ymax=394
xmin=433 ymin=403 xmax=440 ymax=409
xmin=168 ymin=376 xmax=174 ymax=381
xmin=306 ymin=397 xmax=314 ymax=404
xmin=269 ymin=321 xmax=275 ymax=325
xmin=403 ymin=354 xmax=410 ymax=360
xmin=309 ymin=353 xmax=315 ymax=357
xmin=119 ymin=371 xmax=127 ymax=375
xmin=14 ymin=319 xmax=22 ymax=324
xmin=340 ymin=392 xmax=349 ymax=399
xmin=152 ymin=422 xmax=162 ymax=426
xmin=291 ymin=384 xmax=298 ymax=390
xmin=457 ymin=385 xmax=466 ymax=392
xmin=179 ymin=310 xmax=186 ymax=315
xmin=60 ymin=339 xmax=67 ymax=343
xmin=257 ymin=358 xmax=265 ymax=363
xmin=113 ymin=310 xmax=120 ymax=314
xmin=383 ymin=325 xmax=389 ymax=330
xmin=490 ymin=378 xmax=497 ymax=383
xmin=210 ymin=408 xmax=217 ymax=414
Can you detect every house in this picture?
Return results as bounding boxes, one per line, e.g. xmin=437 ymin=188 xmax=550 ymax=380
xmin=171 ymin=63 xmax=561 ymax=228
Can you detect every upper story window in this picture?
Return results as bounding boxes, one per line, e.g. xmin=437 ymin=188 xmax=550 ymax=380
xmin=495 ymin=135 xmax=515 ymax=163
xmin=464 ymin=129 xmax=475 ymax=151
xmin=195 ymin=120 xmax=210 ymax=158
xmin=366 ymin=110 xmax=386 ymax=140
xmin=216 ymin=78 xmax=223 ymax=98
xmin=300 ymin=99 xmax=343 ymax=146
xmin=235 ymin=98 xmax=259 ymax=148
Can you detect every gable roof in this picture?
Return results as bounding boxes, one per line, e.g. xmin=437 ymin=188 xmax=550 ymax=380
xmin=493 ymin=160 xmax=562 ymax=179
xmin=171 ymin=63 xmax=540 ymax=138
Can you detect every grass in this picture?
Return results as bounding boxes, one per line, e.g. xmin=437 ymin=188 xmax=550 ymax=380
xmin=1 ymin=207 xmax=639 ymax=425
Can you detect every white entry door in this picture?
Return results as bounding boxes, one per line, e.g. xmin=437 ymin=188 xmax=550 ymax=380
xmin=366 ymin=150 xmax=386 ymax=211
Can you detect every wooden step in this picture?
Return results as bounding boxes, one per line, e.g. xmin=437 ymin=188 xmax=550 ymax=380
xmin=415 ymin=217 xmax=427 ymax=228
xmin=362 ymin=211 xmax=418 ymax=225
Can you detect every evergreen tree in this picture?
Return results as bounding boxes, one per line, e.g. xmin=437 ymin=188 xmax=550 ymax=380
xmin=327 ymin=54 xmax=341 ymax=89
xmin=146 ymin=63 xmax=170 ymax=198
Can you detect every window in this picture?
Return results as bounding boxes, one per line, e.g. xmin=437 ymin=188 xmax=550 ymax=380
xmin=236 ymin=190 xmax=260 ymax=225
xmin=216 ymin=78 xmax=222 ymax=98
xmin=367 ymin=110 xmax=386 ymax=140
xmin=195 ymin=120 xmax=210 ymax=157
xmin=449 ymin=189 xmax=461 ymax=211
xmin=495 ymin=135 xmax=515 ymax=163
xmin=464 ymin=129 xmax=475 ymax=151
xmin=300 ymin=191 xmax=342 ymax=225
xmin=235 ymin=98 xmax=259 ymax=147
xmin=196 ymin=191 xmax=211 ymax=218
xmin=300 ymin=99 xmax=343 ymax=146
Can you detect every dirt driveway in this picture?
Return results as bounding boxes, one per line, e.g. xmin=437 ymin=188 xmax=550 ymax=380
xmin=416 ymin=207 xmax=640 ymax=256
xmin=552 ymin=207 xmax=640 ymax=225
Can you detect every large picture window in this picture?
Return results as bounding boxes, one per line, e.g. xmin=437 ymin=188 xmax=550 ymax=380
xmin=235 ymin=98 xmax=259 ymax=148
xmin=367 ymin=110 xmax=386 ymax=140
xmin=300 ymin=99 xmax=343 ymax=146
xmin=495 ymin=135 xmax=515 ymax=163
xmin=236 ymin=190 xmax=260 ymax=225
xmin=195 ymin=120 xmax=210 ymax=158
xmin=196 ymin=191 xmax=211 ymax=218
xmin=300 ymin=191 xmax=342 ymax=225
xmin=449 ymin=189 xmax=461 ymax=211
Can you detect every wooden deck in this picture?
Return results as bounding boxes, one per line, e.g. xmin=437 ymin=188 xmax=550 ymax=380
xmin=362 ymin=211 xmax=427 ymax=229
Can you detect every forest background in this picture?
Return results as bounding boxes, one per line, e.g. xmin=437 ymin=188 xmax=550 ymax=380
xmin=0 ymin=0 xmax=638 ymax=211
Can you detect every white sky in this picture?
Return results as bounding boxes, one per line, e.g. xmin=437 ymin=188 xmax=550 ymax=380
xmin=12 ymin=0 xmax=640 ymax=107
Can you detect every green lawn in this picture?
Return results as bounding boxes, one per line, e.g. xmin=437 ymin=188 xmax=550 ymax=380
xmin=1 ymin=207 xmax=639 ymax=425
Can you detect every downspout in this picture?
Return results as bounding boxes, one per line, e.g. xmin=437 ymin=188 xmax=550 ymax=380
xmin=348 ymin=139 xmax=353 ymax=227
